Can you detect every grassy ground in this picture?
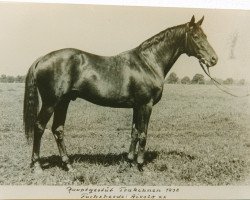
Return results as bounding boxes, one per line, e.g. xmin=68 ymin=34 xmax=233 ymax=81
xmin=0 ymin=83 xmax=249 ymax=185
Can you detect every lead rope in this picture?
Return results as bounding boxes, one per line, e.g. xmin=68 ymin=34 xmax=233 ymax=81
xmin=199 ymin=61 xmax=250 ymax=97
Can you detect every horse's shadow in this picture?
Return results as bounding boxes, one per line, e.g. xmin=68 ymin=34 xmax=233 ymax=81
xmin=40 ymin=151 xmax=159 ymax=170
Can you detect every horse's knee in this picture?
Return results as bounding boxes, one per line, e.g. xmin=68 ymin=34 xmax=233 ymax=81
xmin=52 ymin=125 xmax=64 ymax=140
xmin=138 ymin=132 xmax=146 ymax=147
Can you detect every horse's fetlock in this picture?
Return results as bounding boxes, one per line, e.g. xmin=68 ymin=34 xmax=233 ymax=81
xmin=62 ymin=155 xmax=69 ymax=163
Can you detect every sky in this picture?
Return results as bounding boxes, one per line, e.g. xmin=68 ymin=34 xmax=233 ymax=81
xmin=0 ymin=3 xmax=250 ymax=81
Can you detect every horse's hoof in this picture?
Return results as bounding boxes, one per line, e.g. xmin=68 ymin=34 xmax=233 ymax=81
xmin=137 ymin=164 xmax=144 ymax=172
xmin=127 ymin=153 xmax=135 ymax=161
xmin=137 ymin=156 xmax=144 ymax=164
xmin=31 ymin=164 xmax=43 ymax=174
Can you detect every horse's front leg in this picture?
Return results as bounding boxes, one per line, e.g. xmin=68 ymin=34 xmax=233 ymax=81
xmin=127 ymin=109 xmax=139 ymax=162
xmin=128 ymin=101 xmax=153 ymax=170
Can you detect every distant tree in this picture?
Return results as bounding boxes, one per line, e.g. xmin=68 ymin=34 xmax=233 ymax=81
xmin=223 ymin=78 xmax=234 ymax=85
xmin=191 ymin=73 xmax=205 ymax=84
xmin=0 ymin=74 xmax=26 ymax=83
xmin=181 ymin=76 xmax=191 ymax=84
xmin=238 ymin=79 xmax=245 ymax=85
xmin=15 ymin=75 xmax=26 ymax=83
xmin=166 ymin=72 xmax=179 ymax=84
xmin=0 ymin=74 xmax=7 ymax=83
xmin=6 ymin=76 xmax=15 ymax=83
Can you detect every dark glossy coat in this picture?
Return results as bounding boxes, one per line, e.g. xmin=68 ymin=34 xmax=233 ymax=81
xmin=23 ymin=16 xmax=218 ymax=172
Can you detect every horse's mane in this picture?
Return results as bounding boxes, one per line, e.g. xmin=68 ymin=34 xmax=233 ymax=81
xmin=139 ymin=23 xmax=187 ymax=51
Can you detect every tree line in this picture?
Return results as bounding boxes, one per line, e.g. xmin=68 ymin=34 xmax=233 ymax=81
xmin=166 ymin=72 xmax=246 ymax=85
xmin=0 ymin=74 xmax=26 ymax=83
xmin=0 ymin=73 xmax=246 ymax=85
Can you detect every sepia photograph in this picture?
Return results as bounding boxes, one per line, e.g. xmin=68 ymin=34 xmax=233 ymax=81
xmin=0 ymin=0 xmax=249 ymax=199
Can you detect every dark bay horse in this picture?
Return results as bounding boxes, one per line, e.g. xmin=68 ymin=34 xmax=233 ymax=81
xmin=23 ymin=16 xmax=218 ymax=173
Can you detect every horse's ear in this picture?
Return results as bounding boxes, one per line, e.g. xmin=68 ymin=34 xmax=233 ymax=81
xmin=189 ymin=15 xmax=195 ymax=27
xmin=196 ymin=16 xmax=204 ymax=26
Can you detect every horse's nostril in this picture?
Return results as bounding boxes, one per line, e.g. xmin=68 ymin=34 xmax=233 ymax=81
xmin=211 ymin=56 xmax=217 ymax=64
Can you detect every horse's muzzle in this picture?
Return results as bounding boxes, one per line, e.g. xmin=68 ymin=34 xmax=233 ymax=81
xmin=200 ymin=56 xmax=218 ymax=68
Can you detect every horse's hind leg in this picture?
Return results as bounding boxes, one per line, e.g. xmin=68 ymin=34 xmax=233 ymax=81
xmin=31 ymin=104 xmax=54 ymax=173
xmin=51 ymin=98 xmax=73 ymax=171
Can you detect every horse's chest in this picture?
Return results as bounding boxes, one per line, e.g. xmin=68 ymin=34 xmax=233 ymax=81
xmin=132 ymin=78 xmax=163 ymax=104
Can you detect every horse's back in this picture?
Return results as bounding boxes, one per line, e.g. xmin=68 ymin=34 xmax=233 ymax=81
xmin=33 ymin=48 xmax=163 ymax=107
xmin=33 ymin=48 xmax=134 ymax=106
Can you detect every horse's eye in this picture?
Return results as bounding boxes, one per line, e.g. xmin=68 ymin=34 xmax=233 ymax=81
xmin=193 ymin=34 xmax=199 ymax=40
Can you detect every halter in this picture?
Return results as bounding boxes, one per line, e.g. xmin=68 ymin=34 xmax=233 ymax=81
xmin=184 ymin=32 xmax=192 ymax=57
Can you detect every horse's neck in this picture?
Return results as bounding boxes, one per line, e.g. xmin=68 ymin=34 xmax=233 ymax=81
xmin=139 ymin=26 xmax=186 ymax=78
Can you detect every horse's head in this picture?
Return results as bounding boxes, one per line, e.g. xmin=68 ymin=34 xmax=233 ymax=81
xmin=185 ymin=16 xmax=218 ymax=67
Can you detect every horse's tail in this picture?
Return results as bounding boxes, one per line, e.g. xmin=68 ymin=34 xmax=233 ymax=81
xmin=23 ymin=59 xmax=40 ymax=144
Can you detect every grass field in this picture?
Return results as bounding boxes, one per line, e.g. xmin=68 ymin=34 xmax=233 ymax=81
xmin=0 ymin=83 xmax=249 ymax=185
